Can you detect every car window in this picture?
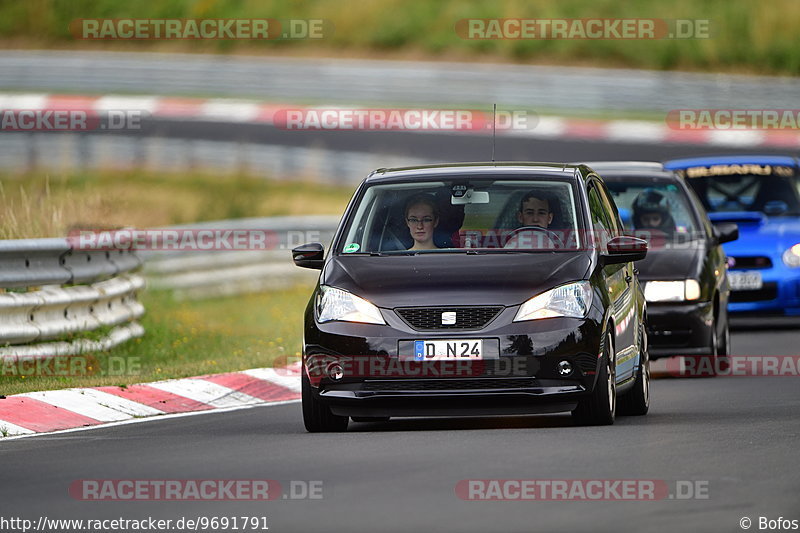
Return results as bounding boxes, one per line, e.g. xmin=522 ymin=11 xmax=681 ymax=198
xmin=605 ymin=179 xmax=702 ymax=244
xmin=676 ymin=164 xmax=800 ymax=216
xmin=587 ymin=184 xmax=614 ymax=252
xmin=337 ymin=177 xmax=583 ymax=254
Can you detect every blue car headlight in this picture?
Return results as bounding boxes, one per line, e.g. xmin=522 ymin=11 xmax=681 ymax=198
xmin=316 ymin=285 xmax=386 ymax=325
xmin=782 ymin=244 xmax=800 ymax=268
xmin=514 ymin=281 xmax=593 ymax=321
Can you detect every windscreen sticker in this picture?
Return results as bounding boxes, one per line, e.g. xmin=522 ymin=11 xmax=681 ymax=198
xmin=683 ymin=164 xmax=794 ymax=178
xmin=344 ymin=243 xmax=360 ymax=253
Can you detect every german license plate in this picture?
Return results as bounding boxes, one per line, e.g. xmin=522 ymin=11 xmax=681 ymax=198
xmin=414 ymin=340 xmax=483 ymax=361
xmin=729 ymin=271 xmax=763 ymax=291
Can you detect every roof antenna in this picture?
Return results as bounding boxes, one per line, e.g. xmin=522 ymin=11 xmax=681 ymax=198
xmin=491 ymin=103 xmax=497 ymax=163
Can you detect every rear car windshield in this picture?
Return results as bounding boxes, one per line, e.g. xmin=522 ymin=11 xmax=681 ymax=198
xmin=677 ymin=164 xmax=800 ymax=216
xmin=338 ymin=178 xmax=583 ymax=254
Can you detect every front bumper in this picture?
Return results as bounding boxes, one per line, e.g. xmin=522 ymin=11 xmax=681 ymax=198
xmin=304 ymin=310 xmax=604 ymax=416
xmin=322 ymin=381 xmax=584 ymax=417
xmin=646 ymin=301 xmax=713 ymax=359
xmin=728 ymin=270 xmax=800 ymax=315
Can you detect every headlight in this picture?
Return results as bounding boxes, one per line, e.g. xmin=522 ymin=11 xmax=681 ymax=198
xmin=783 ymin=244 xmax=800 ymax=268
xmin=644 ymin=280 xmax=700 ymax=302
xmin=316 ymin=285 xmax=386 ymax=325
xmin=514 ymin=281 xmax=593 ymax=321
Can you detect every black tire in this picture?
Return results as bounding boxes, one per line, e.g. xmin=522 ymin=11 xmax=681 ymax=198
xmin=302 ymin=373 xmax=348 ymax=432
xmin=698 ymin=316 xmax=727 ymax=378
xmin=572 ymin=332 xmax=616 ymax=426
xmin=618 ymin=325 xmax=650 ymax=416
xmin=716 ymin=318 xmax=731 ymax=372
xmin=351 ymin=416 xmax=391 ymax=423
xmin=718 ymin=318 xmax=730 ymax=356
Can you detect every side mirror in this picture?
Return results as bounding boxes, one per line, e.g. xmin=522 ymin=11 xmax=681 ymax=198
xmin=601 ymin=236 xmax=648 ymax=265
xmin=292 ymin=243 xmax=325 ymax=270
xmin=712 ymin=223 xmax=739 ymax=245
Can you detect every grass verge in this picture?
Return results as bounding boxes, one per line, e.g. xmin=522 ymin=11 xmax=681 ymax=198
xmin=0 ymin=283 xmax=312 ymax=396
xmin=0 ymin=170 xmax=353 ymax=239
xmin=1 ymin=0 xmax=799 ymax=75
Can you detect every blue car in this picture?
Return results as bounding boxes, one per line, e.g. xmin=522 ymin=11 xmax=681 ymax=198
xmin=665 ymin=155 xmax=800 ymax=315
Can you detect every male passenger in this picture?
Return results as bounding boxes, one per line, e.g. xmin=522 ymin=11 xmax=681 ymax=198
xmin=518 ymin=191 xmax=554 ymax=229
xmin=504 ymin=191 xmax=559 ymax=249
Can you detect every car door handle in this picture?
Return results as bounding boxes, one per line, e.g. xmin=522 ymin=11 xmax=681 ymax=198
xmin=625 ymin=275 xmax=633 ymax=284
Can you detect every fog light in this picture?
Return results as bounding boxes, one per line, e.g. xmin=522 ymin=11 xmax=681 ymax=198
xmin=327 ymin=362 xmax=344 ymax=381
xmin=557 ymin=360 xmax=573 ymax=376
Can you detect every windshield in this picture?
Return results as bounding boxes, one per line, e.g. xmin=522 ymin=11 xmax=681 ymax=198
xmin=677 ymin=164 xmax=800 ymax=216
xmin=605 ymin=179 xmax=702 ymax=244
xmin=338 ymin=177 xmax=583 ymax=254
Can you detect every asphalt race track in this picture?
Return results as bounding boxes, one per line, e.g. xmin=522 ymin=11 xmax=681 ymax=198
xmin=2 ymin=312 xmax=799 ymax=532
xmin=2 ymin=134 xmax=799 ymax=533
xmin=141 ymin=118 xmax=794 ymax=163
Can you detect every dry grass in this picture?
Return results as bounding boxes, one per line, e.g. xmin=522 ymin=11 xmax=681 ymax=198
xmin=0 ymin=170 xmax=353 ymax=239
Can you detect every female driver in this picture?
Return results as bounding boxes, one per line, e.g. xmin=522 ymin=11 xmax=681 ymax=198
xmin=404 ymin=195 xmax=440 ymax=250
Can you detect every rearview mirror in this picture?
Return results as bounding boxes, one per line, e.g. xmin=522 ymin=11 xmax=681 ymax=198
xmin=601 ymin=236 xmax=648 ymax=265
xmin=451 ymin=190 xmax=490 ymax=204
xmin=712 ymin=223 xmax=739 ymax=245
xmin=292 ymin=242 xmax=325 ymax=270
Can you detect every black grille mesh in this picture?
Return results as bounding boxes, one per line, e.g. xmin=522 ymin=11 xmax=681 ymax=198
xmin=396 ymin=306 xmax=503 ymax=331
xmin=361 ymin=378 xmax=536 ymax=391
xmin=729 ymin=256 xmax=772 ymax=269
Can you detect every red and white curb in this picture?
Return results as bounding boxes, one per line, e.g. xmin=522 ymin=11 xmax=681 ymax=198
xmin=1 ymin=93 xmax=799 ymax=148
xmin=0 ymin=364 xmax=301 ymax=439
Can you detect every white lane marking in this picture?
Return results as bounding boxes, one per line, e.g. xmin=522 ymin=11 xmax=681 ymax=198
xmin=607 ymin=120 xmax=668 ymax=142
xmin=243 ymin=368 xmax=302 ymax=393
xmin=0 ymin=420 xmax=36 ymax=436
xmin=77 ymin=389 xmax=164 ymax=417
xmin=0 ymin=399 xmax=300 ymax=441
xmin=707 ymin=130 xmax=766 ymax=146
xmin=147 ymin=378 xmax=262 ymax=408
xmin=94 ymin=95 xmax=159 ymax=114
xmin=0 ymin=93 xmax=49 ymax=110
xmin=17 ymin=390 xmax=131 ymax=422
xmin=200 ymin=99 xmax=260 ymax=122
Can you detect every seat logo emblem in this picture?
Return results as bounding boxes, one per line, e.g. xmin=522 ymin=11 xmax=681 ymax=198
xmin=442 ymin=311 xmax=457 ymax=325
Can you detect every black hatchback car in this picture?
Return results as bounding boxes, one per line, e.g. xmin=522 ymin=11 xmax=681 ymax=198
xmin=586 ymin=162 xmax=738 ymax=369
xmin=293 ymin=163 xmax=649 ymax=431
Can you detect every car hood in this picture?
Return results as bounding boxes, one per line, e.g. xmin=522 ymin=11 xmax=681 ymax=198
xmin=635 ymin=245 xmax=702 ymax=281
xmin=716 ymin=215 xmax=800 ymax=257
xmin=322 ymin=252 xmax=592 ymax=308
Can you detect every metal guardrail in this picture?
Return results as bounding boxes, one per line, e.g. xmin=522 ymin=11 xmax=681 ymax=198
xmin=0 ymin=133 xmax=426 ymax=184
xmin=2 ymin=51 xmax=799 ymax=112
xmin=0 ymin=215 xmax=338 ymax=357
xmin=0 ymin=239 xmax=144 ymax=357
xmin=142 ymin=216 xmax=339 ymax=299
